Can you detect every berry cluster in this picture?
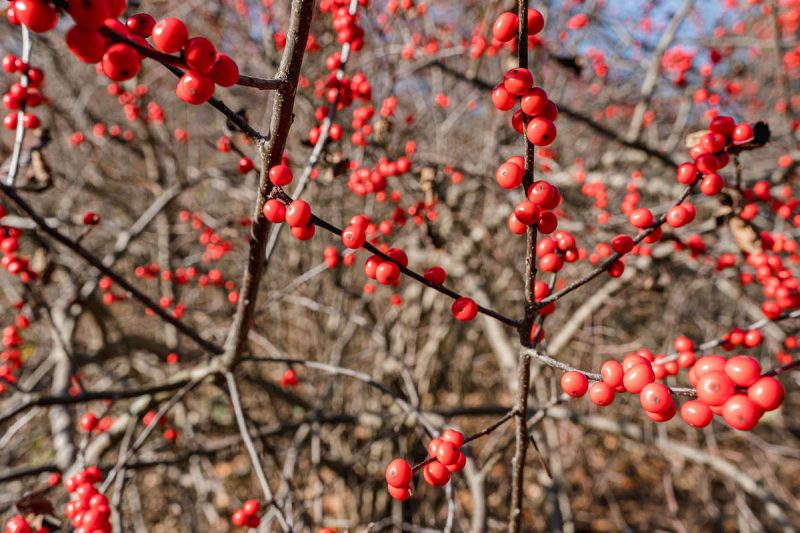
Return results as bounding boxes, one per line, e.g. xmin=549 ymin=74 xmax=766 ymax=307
xmin=263 ymin=197 xmax=315 ymax=241
xmin=79 ymin=411 xmax=115 ymax=433
xmin=231 ymin=499 xmax=260 ymax=529
xmin=0 ymin=305 xmax=30 ymax=394
xmin=2 ymin=52 xmax=44 ymax=131
xmin=560 ymin=349 xmax=785 ymax=431
xmin=143 ymin=409 xmax=178 ymax=441
xmin=384 ymin=429 xmax=465 ymax=501
xmin=63 ymin=466 xmax=113 ymax=532
xmin=8 ymin=0 xmax=241 ymax=106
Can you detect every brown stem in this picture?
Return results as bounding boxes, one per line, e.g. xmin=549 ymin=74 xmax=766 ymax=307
xmin=222 ymin=0 xmax=315 ymax=368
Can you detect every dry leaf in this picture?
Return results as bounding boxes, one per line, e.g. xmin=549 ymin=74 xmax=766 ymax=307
xmin=729 ymin=216 xmax=760 ymax=254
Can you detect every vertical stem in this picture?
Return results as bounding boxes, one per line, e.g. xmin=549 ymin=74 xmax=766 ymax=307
xmin=511 ymin=2 xmax=534 ymax=531
xmin=223 ymin=0 xmax=315 ymax=368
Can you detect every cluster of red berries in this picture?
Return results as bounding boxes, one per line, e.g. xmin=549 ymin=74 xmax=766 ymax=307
xmin=320 ymin=0 xmax=367 ymax=50
xmin=143 ymin=409 xmax=178 ymax=440
xmin=384 ymin=429 xmax=466 ymax=500
xmin=560 ymin=348 xmax=785 ymax=431
xmin=0 ymin=209 xmax=37 ymax=283
xmin=263 ymin=197 xmax=315 ymax=241
xmin=8 ymin=0 xmax=240 ymax=105
xmin=231 ymin=499 xmax=261 ymax=529
xmin=0 ymin=306 xmax=30 ymax=394
xmin=79 ymin=411 xmax=115 ymax=434
xmin=63 ymin=466 xmax=112 ymax=533
xmin=347 ymin=156 xmax=412 ymax=196
xmin=2 ymin=52 xmax=44 ymax=132
xmin=491 ymin=11 xmax=555 ymax=145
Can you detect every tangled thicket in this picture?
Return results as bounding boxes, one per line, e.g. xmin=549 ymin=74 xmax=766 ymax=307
xmin=1 ymin=0 xmax=800 ymax=532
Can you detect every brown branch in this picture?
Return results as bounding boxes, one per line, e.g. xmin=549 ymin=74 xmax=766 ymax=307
xmin=221 ymin=0 xmax=316 ymax=369
xmin=0 ymin=183 xmax=222 ymax=355
xmin=511 ymin=1 xmax=534 ymax=530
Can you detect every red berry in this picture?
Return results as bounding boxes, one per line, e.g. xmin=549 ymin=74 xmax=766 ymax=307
xmin=639 ymin=382 xmax=673 ymax=413
xmin=508 ymin=213 xmax=527 ymax=235
xmin=232 ymin=510 xmax=247 ymax=527
xmin=269 ymin=164 xmax=293 ymax=186
xmin=452 ymin=297 xmax=478 ymax=321
xmin=560 ymin=370 xmax=589 ymax=398
xmin=695 ymin=153 xmax=720 ymax=174
xmin=446 ymin=452 xmax=467 ymax=473
xmin=747 ymin=376 xmax=784 ymax=411
xmin=14 ymin=0 xmax=58 ymax=33
xmin=514 ymin=201 xmax=540 ymax=225
xmin=600 ymin=360 xmax=624 ymax=387
xmin=503 ymin=68 xmax=533 ymax=96
xmin=385 ymin=458 xmax=413 ymax=488
xmin=183 ymin=37 xmax=217 ymax=72
xmin=721 ymin=394 xmax=761 ymax=430
xmin=102 ymin=44 xmax=141 ymax=81
xmin=441 ymin=428 xmax=464 ymax=447
xmin=709 ymin=115 xmax=735 ymax=136
xmin=526 ymin=117 xmax=557 ymax=146
xmin=588 ymin=381 xmax=615 ymax=406
xmin=424 ymin=266 xmax=446 ymax=285
xmin=696 ymin=371 xmax=735 ymax=406
xmin=675 ymin=162 xmax=698 ymax=184
xmin=694 ymin=355 xmax=727 ymax=377
xmin=435 ymin=441 xmax=459 ymax=466
xmin=286 ymin=200 xmax=312 ymax=227
xmin=699 ymin=173 xmax=724 ymax=195
xmin=386 ymin=248 xmax=409 ymax=267
xmin=127 ymin=13 xmax=157 ymax=37
xmin=238 ymin=157 xmax=255 ymax=174
xmin=521 ymin=87 xmax=548 ymax=116
xmin=623 ymin=363 xmax=655 ymax=393
xmin=701 ymin=132 xmax=726 ymax=153
xmin=528 ymin=9 xmax=545 ymax=34
xmin=83 ymin=212 xmax=100 ymax=225
xmin=376 ymin=261 xmax=400 ymax=285
xmin=423 ymin=461 xmax=450 ymax=487
xmin=491 ymin=84 xmax=515 ymax=111
xmin=80 ymin=412 xmax=98 ymax=432
xmin=290 ymin=224 xmax=315 ymax=240
xmin=387 ymin=483 xmax=412 ymax=500
xmin=496 ymin=161 xmax=523 ymax=189
xmin=680 ymin=400 xmax=713 ymax=428
xmin=528 ymin=180 xmax=559 ymax=209
xmin=629 ymin=208 xmax=654 ymax=229
xmin=645 ymin=401 xmax=677 ymax=423
xmin=539 ymin=252 xmax=563 ymax=272
xmin=341 ymin=225 xmax=366 ymax=249
xmin=610 ymin=234 xmax=634 ymax=254
xmin=724 ymin=355 xmax=761 ymax=387
xmin=492 ymin=12 xmax=519 ymax=43
xmin=152 ymin=17 xmax=189 ymax=53
xmin=176 ymin=71 xmax=215 ymax=105
xmin=210 ymin=53 xmax=240 ymax=87
xmin=732 ymin=123 xmax=754 ymax=145
xmin=21 ymin=113 xmax=39 ymax=129
xmin=666 ymin=205 xmax=690 ymax=228
xmin=242 ymin=500 xmax=260 ymax=516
